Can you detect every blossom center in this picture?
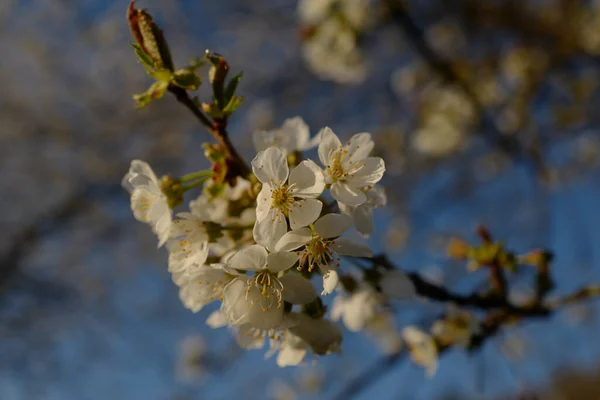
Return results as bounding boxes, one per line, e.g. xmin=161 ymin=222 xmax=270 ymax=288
xmin=271 ymin=185 xmax=295 ymax=210
xmin=298 ymin=236 xmax=341 ymax=272
xmin=247 ymin=270 xmax=284 ymax=311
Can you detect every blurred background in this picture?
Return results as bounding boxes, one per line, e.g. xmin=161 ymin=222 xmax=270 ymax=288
xmin=1 ymin=0 xmax=600 ymax=399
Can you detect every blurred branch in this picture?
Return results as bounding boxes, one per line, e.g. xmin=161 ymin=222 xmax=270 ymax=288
xmin=333 ymin=252 xmax=600 ymax=400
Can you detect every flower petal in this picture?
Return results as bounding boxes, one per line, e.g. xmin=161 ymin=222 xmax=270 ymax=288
xmin=246 ymin=284 xmax=285 ymax=330
xmin=251 ymin=147 xmax=289 ymax=184
xmin=206 ymin=310 xmax=229 ymax=328
xmin=227 ymin=244 xmax=268 ymax=271
xmin=267 ymin=252 xmax=299 ymax=273
xmin=288 ymin=198 xmax=322 ymax=230
xmin=288 ymin=160 xmax=325 ymax=198
xmin=331 ymin=237 xmax=373 ymax=257
xmin=352 ymin=204 xmax=374 ymax=237
xmin=283 ymin=116 xmax=310 ymax=152
xmin=275 ymin=227 xmax=312 ymax=252
xmin=317 ymin=127 xmax=342 ymax=166
xmin=253 ymin=208 xmax=288 ymax=252
xmin=255 ymin=183 xmax=273 ymax=222
xmin=277 ymin=343 xmax=307 ymax=367
xmin=280 ymin=274 xmax=317 ymax=304
xmin=313 ymin=214 xmax=353 ymax=239
xmin=330 ymin=182 xmax=367 ymax=206
xmin=346 ymin=157 xmax=385 ymax=187
xmin=222 ymin=277 xmax=251 ymax=325
xmin=236 ymin=324 xmax=266 ymax=349
xmin=345 ymin=132 xmax=374 ymax=165
xmin=322 ymin=269 xmax=339 ymax=295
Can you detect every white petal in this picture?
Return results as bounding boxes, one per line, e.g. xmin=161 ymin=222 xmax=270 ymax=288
xmin=301 ymin=127 xmax=323 ymax=151
xmin=282 ymin=116 xmax=310 ymax=151
xmin=253 ymin=209 xmax=288 ymax=252
xmin=352 ymin=205 xmax=374 ymax=237
xmin=330 ymin=182 xmax=367 ymax=206
xmin=345 ymin=132 xmax=374 ymax=165
xmin=322 ymin=269 xmax=339 ymax=295
xmin=288 ymin=199 xmax=322 ymax=229
xmin=331 ymin=237 xmax=373 ymax=257
xmin=256 ymin=183 xmax=273 ymax=222
xmin=206 ymin=310 xmax=229 ymax=328
xmin=251 ymin=147 xmax=289 ymax=184
xmin=227 ymin=244 xmax=268 ymax=271
xmin=122 ymin=159 xmax=158 ymax=191
xmin=236 ymin=325 xmax=266 ymax=349
xmin=288 ymin=160 xmax=326 ymax=198
xmin=289 ymin=313 xmax=342 ymax=355
xmin=252 ymin=130 xmax=269 ymax=153
xmin=246 ymin=284 xmax=285 ymax=330
xmin=380 ymin=270 xmax=417 ymax=299
xmin=367 ymin=185 xmax=387 ymax=206
xmin=277 ymin=345 xmax=307 ymax=367
xmin=346 ymin=157 xmax=385 ymax=187
xmin=222 ymin=277 xmax=251 ymax=325
xmin=267 ymin=252 xmax=299 ymax=273
xmin=275 ymin=227 xmax=313 ymax=252
xmin=280 ymin=274 xmax=317 ymax=304
xmin=313 ymin=214 xmax=353 ymax=239
xmin=317 ymin=127 xmax=342 ymax=166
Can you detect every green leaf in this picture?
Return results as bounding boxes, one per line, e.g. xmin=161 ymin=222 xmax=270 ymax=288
xmin=224 ymin=72 xmax=243 ymax=104
xmin=172 ymin=68 xmax=201 ymax=90
xmin=222 ymin=95 xmax=244 ymax=116
xmin=131 ymin=43 xmax=155 ymax=72
xmin=133 ymin=80 xmax=169 ymax=108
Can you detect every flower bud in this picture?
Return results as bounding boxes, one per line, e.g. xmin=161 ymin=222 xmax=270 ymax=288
xmin=447 ymin=238 xmax=470 ymax=260
xmin=127 ymin=1 xmax=174 ymax=71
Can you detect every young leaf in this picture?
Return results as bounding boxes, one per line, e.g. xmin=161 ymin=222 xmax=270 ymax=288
xmin=131 ymin=43 xmax=155 ymax=73
xmin=224 ymin=72 xmax=243 ymax=104
xmin=133 ymin=80 xmax=169 ymax=108
xmin=222 ymin=95 xmax=244 ymax=116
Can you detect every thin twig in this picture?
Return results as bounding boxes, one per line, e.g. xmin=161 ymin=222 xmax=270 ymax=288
xmin=168 ymin=85 xmax=250 ymax=180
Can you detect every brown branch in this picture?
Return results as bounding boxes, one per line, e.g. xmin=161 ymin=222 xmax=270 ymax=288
xmin=168 ymin=85 xmax=250 ymax=181
xmin=333 ymin=253 xmax=600 ymax=400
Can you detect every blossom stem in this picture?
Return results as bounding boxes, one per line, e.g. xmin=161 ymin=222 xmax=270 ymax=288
xmin=167 ymin=85 xmax=250 ymax=180
xmin=180 ymin=170 xmax=213 ymax=183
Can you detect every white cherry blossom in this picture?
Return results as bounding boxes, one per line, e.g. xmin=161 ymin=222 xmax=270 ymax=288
xmin=177 ymin=263 xmax=240 ymax=313
xmin=267 ymin=312 xmax=342 ymax=367
xmin=318 ymin=128 xmax=385 ymax=206
xmin=253 ymin=117 xmax=321 ymax=155
xmin=402 ymin=326 xmax=438 ymax=377
xmin=252 ymin=147 xmax=325 ymax=250
xmin=275 ymin=213 xmax=372 ymax=294
xmin=330 ymin=287 xmax=381 ymax=332
xmin=221 ymin=245 xmax=317 ymax=330
xmin=431 ymin=305 xmax=480 ymax=347
xmin=338 ymin=185 xmax=387 ymax=237
xmin=122 ymin=160 xmax=172 ymax=247
xmin=302 ymin=19 xmax=367 ymax=84
xmin=167 ymin=213 xmax=210 ymax=275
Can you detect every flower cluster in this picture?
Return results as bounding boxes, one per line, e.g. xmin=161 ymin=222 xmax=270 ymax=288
xmin=298 ymin=0 xmax=371 ymax=84
xmin=123 ymin=118 xmax=390 ymax=366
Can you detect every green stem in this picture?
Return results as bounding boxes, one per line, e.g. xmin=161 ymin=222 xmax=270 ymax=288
xmin=180 ymin=170 xmax=213 ymax=183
